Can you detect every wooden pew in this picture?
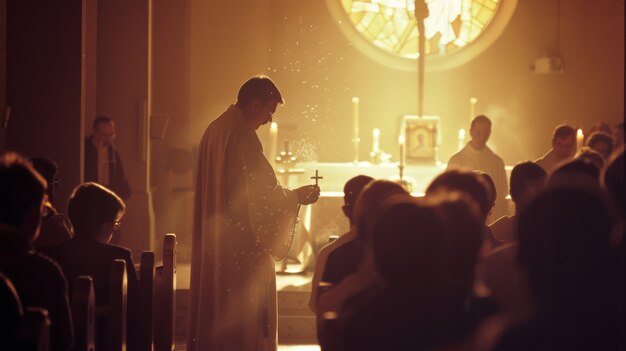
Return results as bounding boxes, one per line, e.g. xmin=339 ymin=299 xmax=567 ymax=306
xmin=93 ymin=259 xmax=127 ymax=351
xmin=138 ymin=251 xmax=155 ymax=351
xmin=154 ymin=233 xmax=177 ymax=351
xmin=71 ymin=276 xmax=95 ymax=351
xmin=1 ymin=271 xmax=51 ymax=350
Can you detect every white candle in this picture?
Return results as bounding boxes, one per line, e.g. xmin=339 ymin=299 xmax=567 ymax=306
xmin=352 ymin=97 xmax=360 ymax=139
xmin=576 ymin=128 xmax=584 ymax=152
xmin=458 ymin=128 xmax=466 ymax=151
xmin=352 ymin=97 xmax=360 ymax=162
xmin=398 ymin=135 xmax=406 ymax=167
xmin=269 ymin=122 xmax=278 ymax=164
xmin=372 ymin=128 xmax=380 ymax=153
xmin=470 ymin=97 xmax=477 ymax=125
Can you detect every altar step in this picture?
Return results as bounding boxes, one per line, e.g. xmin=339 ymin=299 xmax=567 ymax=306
xmin=173 ymin=289 xmax=317 ymax=345
xmin=278 ymin=290 xmax=317 ymax=344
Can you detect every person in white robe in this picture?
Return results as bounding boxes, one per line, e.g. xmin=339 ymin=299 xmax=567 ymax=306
xmin=447 ymin=115 xmax=508 ymax=221
xmin=187 ymin=76 xmax=320 ymax=351
xmin=535 ymin=124 xmax=576 ymax=174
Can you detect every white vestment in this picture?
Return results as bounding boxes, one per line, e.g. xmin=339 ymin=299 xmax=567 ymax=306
xmin=447 ymin=144 xmax=509 ymax=220
xmin=188 ymin=105 xmax=299 ymax=351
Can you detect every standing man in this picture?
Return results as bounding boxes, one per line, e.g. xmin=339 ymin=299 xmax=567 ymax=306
xmin=535 ymin=124 xmax=576 ymax=174
xmin=84 ymin=116 xmax=131 ymax=201
xmin=447 ymin=115 xmax=508 ymax=220
xmin=188 ymin=75 xmax=320 ymax=351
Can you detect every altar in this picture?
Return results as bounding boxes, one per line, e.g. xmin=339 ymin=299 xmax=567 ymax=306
xmin=277 ymin=161 xmax=448 ymax=268
xmin=279 ymin=161 xmax=447 ymax=194
xmin=277 ymin=161 xmax=513 ymax=269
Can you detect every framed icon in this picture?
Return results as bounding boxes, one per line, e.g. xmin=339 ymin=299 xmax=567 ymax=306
xmin=401 ymin=115 xmax=440 ymax=163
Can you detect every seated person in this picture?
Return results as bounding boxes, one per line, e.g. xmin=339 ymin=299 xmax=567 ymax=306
xmin=29 ymin=157 xmax=72 ymax=248
xmin=329 ymin=194 xmax=483 ymax=351
xmin=309 ymin=175 xmax=373 ymax=313
xmin=41 ymin=182 xmax=138 ymax=349
xmin=490 ymin=162 xmax=547 ymax=243
xmin=494 ymin=187 xmax=619 ymax=351
xmin=575 ymin=146 xmax=605 ymax=170
xmin=316 ymin=180 xmax=409 ymax=340
xmin=585 ymin=131 xmax=613 ymax=160
xmin=535 ymin=124 xmax=576 ymax=174
xmin=0 ymin=152 xmax=73 ymax=351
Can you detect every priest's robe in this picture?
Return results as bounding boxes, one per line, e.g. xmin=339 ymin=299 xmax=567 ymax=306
xmin=447 ymin=144 xmax=509 ymax=221
xmin=188 ymin=105 xmax=299 ymax=351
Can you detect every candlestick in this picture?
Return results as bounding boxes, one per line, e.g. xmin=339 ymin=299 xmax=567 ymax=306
xmin=398 ymin=135 xmax=406 ymax=168
xmin=576 ymin=128 xmax=584 ymax=152
xmin=352 ymin=97 xmax=360 ymax=163
xmin=372 ymin=128 xmax=380 ymax=153
xmin=269 ymin=122 xmax=278 ymax=165
xmin=470 ymin=97 xmax=477 ymax=125
xmin=458 ymin=128 xmax=466 ymax=151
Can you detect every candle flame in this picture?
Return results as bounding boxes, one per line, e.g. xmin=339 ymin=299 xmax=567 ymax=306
xmin=470 ymin=97 xmax=478 ymax=104
xmin=271 ymin=122 xmax=278 ymax=130
xmin=577 ymin=128 xmax=584 ymax=138
xmin=373 ymin=128 xmax=380 ymax=137
xmin=352 ymin=97 xmax=359 ymax=103
xmin=398 ymin=135 xmax=405 ymax=144
xmin=458 ymin=129 xmax=466 ymax=138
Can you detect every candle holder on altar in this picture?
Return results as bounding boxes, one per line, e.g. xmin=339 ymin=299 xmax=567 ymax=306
xmin=275 ymin=141 xmax=297 ymax=167
xmin=390 ymin=164 xmax=416 ymax=193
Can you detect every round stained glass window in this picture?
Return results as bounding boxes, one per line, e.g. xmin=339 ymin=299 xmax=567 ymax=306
xmin=327 ymin=0 xmax=518 ymax=71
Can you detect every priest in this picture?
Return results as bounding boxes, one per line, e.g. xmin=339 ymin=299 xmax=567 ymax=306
xmin=447 ymin=115 xmax=508 ymax=220
xmin=187 ymin=75 xmax=320 ymax=351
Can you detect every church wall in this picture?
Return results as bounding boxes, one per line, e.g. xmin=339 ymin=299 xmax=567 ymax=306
xmin=268 ymin=0 xmax=624 ymax=165
xmin=188 ymin=0 xmax=273 ymax=144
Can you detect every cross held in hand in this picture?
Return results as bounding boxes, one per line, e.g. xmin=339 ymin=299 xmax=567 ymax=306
xmin=310 ymin=170 xmax=323 ymax=185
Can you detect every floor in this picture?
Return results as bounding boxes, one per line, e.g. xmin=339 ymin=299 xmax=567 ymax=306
xmin=174 ymin=259 xmax=320 ymax=350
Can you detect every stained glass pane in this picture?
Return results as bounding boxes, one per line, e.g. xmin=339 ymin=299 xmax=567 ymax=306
xmin=341 ymin=0 xmax=500 ymax=59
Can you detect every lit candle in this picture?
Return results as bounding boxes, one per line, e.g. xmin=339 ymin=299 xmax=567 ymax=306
xmin=269 ymin=122 xmax=278 ymax=165
xmin=576 ymin=128 xmax=584 ymax=151
xmin=352 ymin=97 xmax=360 ymax=163
xmin=470 ymin=97 xmax=478 ymax=125
xmin=398 ymin=135 xmax=406 ymax=167
xmin=458 ymin=128 xmax=466 ymax=151
xmin=372 ymin=128 xmax=380 ymax=153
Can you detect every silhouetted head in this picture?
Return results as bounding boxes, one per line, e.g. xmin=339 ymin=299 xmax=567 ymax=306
xmin=586 ymin=131 xmax=613 ymax=160
xmin=353 ymin=180 xmax=410 ymax=243
xmin=93 ymin=116 xmax=116 ymax=147
xmin=509 ymin=161 xmax=547 ymax=211
xmin=67 ymin=182 xmax=125 ymax=243
xmin=517 ymin=187 xmax=613 ymax=315
xmin=475 ymin=171 xmax=496 ymax=215
xmin=342 ymin=175 xmax=374 ymax=225
xmin=551 ymin=124 xmax=576 ymax=159
xmin=575 ymin=146 xmax=605 ymax=169
xmin=469 ymin=115 xmax=491 ymax=150
xmin=236 ymin=75 xmax=284 ymax=130
xmin=602 ymin=147 xmax=624 ymax=217
xmin=426 ymin=169 xmax=490 ymax=223
xmin=0 ymin=152 xmax=47 ymax=243
xmin=548 ymin=158 xmax=600 ymax=188
xmin=29 ymin=157 xmax=59 ymax=204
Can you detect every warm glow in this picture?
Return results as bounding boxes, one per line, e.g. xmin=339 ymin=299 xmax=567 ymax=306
xmin=398 ymin=135 xmax=405 ymax=144
xmin=271 ymin=122 xmax=278 ymax=130
xmin=339 ymin=0 xmax=501 ymax=59
xmin=352 ymin=96 xmax=360 ymax=103
xmin=373 ymin=128 xmax=380 ymax=137
xmin=458 ymin=128 xmax=466 ymax=139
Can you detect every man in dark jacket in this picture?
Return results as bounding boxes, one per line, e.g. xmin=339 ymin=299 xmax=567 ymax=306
xmin=84 ymin=116 xmax=131 ymax=201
